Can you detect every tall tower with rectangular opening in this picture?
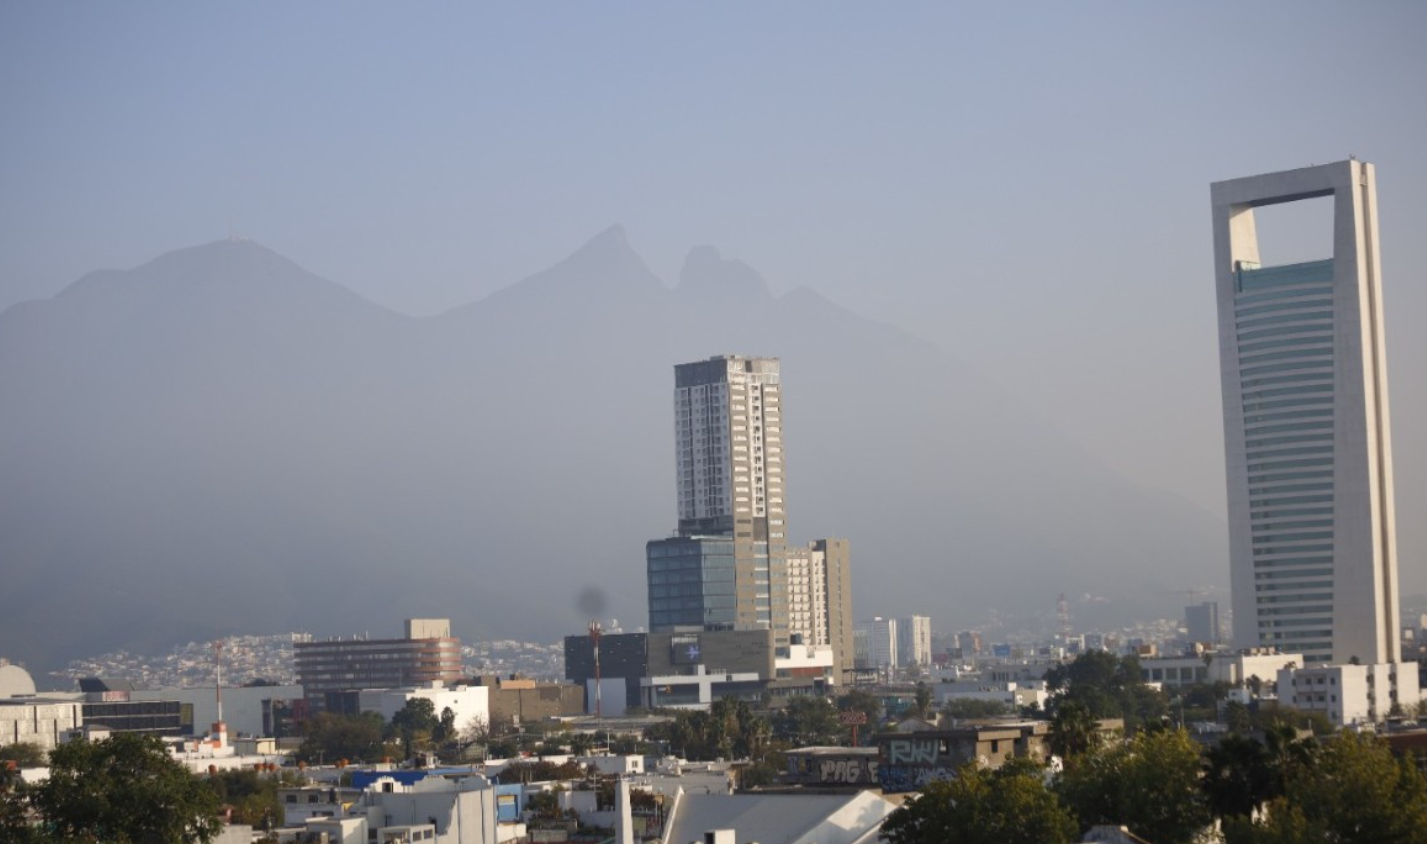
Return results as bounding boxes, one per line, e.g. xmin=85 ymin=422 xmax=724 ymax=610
xmin=1212 ymin=160 xmax=1399 ymax=665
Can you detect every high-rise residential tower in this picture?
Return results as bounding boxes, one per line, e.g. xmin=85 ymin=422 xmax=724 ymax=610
xmin=898 ymin=615 xmax=932 ymax=668
xmin=788 ymin=538 xmax=854 ymax=679
xmin=648 ymin=356 xmax=789 ymax=644
xmin=1212 ymin=160 xmax=1400 ymax=665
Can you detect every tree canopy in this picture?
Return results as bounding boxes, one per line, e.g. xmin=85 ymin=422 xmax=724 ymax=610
xmin=1224 ymin=729 xmax=1427 ymax=844
xmin=1044 ymin=650 xmax=1167 ymax=731
xmin=880 ymin=757 xmax=1077 ymax=844
xmin=29 ymin=733 xmax=223 ymax=844
xmin=1056 ymin=727 xmax=1210 ymax=844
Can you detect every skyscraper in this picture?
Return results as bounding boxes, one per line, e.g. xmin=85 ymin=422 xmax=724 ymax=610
xmin=898 ymin=615 xmax=932 ymax=668
xmin=648 ymin=356 xmax=789 ymax=644
xmin=1212 ymin=160 xmax=1400 ymax=665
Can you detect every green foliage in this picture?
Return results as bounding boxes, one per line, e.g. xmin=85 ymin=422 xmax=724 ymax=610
xmin=0 ymin=743 xmax=47 ymax=769
xmin=387 ymin=698 xmax=439 ymax=758
xmin=880 ymin=757 xmax=1077 ymax=844
xmin=204 ymin=768 xmax=303 ymax=829
xmin=912 ymin=683 xmax=934 ymax=720
xmin=1048 ymin=699 xmax=1097 ymax=761
xmin=649 ymin=696 xmax=770 ymax=761
xmin=1 ymin=759 xmax=37 ymax=844
xmin=838 ymin=688 xmax=883 ymax=730
xmin=500 ymin=759 xmax=590 ymax=783
xmin=1056 ymin=728 xmax=1210 ymax=844
xmin=297 ymin=711 xmax=393 ymax=764
xmin=1224 ymin=730 xmax=1427 ymax=844
xmin=772 ymin=696 xmax=842 ymax=746
xmin=1044 ymin=651 xmax=1167 ymax=732
xmin=943 ymin=699 xmax=1011 ymax=721
xmin=32 ymin=733 xmax=223 ymax=844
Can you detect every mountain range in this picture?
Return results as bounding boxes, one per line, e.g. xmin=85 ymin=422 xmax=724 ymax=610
xmin=0 ymin=228 xmax=1227 ymax=678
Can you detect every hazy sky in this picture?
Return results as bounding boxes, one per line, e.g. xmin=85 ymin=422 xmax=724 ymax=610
xmin=3 ymin=2 xmax=1425 ymax=535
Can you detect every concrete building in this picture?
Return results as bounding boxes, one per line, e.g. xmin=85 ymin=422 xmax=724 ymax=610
xmin=649 ymin=356 xmax=789 ymax=646
xmin=787 ymin=538 xmax=854 ymax=682
xmin=278 ymin=773 xmax=501 ymax=844
xmin=1139 ymin=650 xmax=1302 ymax=691
xmin=1212 ymin=160 xmax=1400 ymax=665
xmin=857 ymin=617 xmax=897 ymax=674
xmin=126 ymin=683 xmax=304 ymax=738
xmin=0 ymin=698 xmax=82 ymax=752
xmin=358 ymin=683 xmax=490 ymax=735
xmin=294 ymin=618 xmax=463 ymax=713
xmin=1276 ymin=661 xmax=1422 ymax=727
xmin=1185 ymin=602 xmax=1222 ymax=645
xmin=899 ymin=615 xmax=932 ymax=668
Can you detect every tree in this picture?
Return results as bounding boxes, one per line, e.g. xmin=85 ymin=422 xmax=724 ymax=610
xmin=1225 ymin=730 xmax=1427 ymax=844
xmin=1045 ymin=651 xmax=1167 ymax=732
xmin=1057 ymin=727 xmax=1210 ymax=844
xmin=388 ymin=697 xmax=439 ymax=759
xmin=913 ymin=683 xmax=934 ymax=720
xmin=297 ymin=711 xmax=391 ymax=764
xmin=838 ymin=688 xmax=883 ymax=743
xmin=944 ymin=699 xmax=1011 ymax=721
xmin=32 ymin=732 xmax=223 ymax=844
xmin=1 ymin=759 xmax=37 ymax=844
xmin=434 ymin=706 xmax=458 ymax=749
xmin=0 ymin=743 xmax=47 ymax=769
xmin=1047 ymin=698 xmax=1097 ymax=762
xmin=1202 ymin=732 xmax=1276 ymax=820
xmin=881 ymin=757 xmax=1077 ymax=844
xmin=773 ymin=696 xmax=841 ymax=746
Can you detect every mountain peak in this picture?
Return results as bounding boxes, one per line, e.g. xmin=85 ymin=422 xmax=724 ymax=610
xmin=675 ymin=245 xmax=772 ymax=303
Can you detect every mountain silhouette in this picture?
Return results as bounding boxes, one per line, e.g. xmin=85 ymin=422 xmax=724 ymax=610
xmin=0 ymin=232 xmax=1226 ymax=678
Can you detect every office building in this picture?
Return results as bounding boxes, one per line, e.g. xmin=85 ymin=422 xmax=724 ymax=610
xmin=1185 ymin=601 xmax=1222 ymax=645
xmin=649 ymin=356 xmax=789 ymax=644
xmin=788 ymin=538 xmax=854 ymax=680
xmin=857 ymin=617 xmax=898 ymax=673
xmin=1212 ymin=160 xmax=1400 ymax=664
xmin=898 ymin=615 xmax=932 ymax=668
xmin=294 ymin=618 xmax=463 ymax=712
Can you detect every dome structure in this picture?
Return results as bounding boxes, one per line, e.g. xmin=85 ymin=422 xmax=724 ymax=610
xmin=0 ymin=661 xmax=37 ymax=697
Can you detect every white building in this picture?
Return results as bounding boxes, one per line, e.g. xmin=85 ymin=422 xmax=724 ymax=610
xmin=786 ymin=539 xmax=854 ymax=681
xmin=899 ymin=615 xmax=932 ymax=668
xmin=1276 ymin=662 xmax=1422 ymax=727
xmin=1213 ymin=160 xmax=1400 ymax=665
xmin=1138 ymin=651 xmax=1303 ymax=692
xmin=857 ymin=618 xmax=897 ymax=674
xmin=282 ymin=774 xmax=501 ymax=844
xmin=358 ymin=683 xmax=489 ymax=734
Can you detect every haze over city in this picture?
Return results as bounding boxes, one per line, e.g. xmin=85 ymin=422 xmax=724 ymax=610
xmin=2 ymin=3 xmax=1425 ymax=676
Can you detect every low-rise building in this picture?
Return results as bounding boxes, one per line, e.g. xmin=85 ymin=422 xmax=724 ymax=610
xmin=1276 ymin=662 xmax=1423 ymax=728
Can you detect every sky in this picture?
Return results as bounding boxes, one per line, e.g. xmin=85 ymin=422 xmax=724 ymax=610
xmin=2 ymin=2 xmax=1425 ymax=566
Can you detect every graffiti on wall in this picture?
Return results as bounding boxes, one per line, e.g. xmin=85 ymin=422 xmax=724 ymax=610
xmin=885 ymin=737 xmax=939 ymax=765
xmin=817 ymin=757 xmax=879 ymax=784
xmin=878 ymin=764 xmax=955 ymax=793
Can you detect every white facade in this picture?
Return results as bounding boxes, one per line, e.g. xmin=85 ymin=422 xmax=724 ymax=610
xmin=1139 ymin=651 xmax=1302 ymax=690
xmin=1276 ymin=662 xmax=1422 ymax=727
xmin=674 ymin=356 xmax=783 ymax=527
xmin=1212 ymin=160 xmax=1400 ymax=665
xmin=284 ymin=775 xmax=500 ymax=844
xmin=0 ymin=699 xmax=83 ymax=751
xmin=857 ymin=618 xmax=897 ymax=672
xmin=358 ymin=683 xmax=490 ymax=733
xmin=899 ymin=615 xmax=932 ymax=668
xmin=128 ymin=683 xmax=303 ymax=738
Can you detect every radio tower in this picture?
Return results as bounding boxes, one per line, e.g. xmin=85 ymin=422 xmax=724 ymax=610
xmin=211 ymin=639 xmax=228 ymax=749
xmin=588 ymin=619 xmax=603 ymax=721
